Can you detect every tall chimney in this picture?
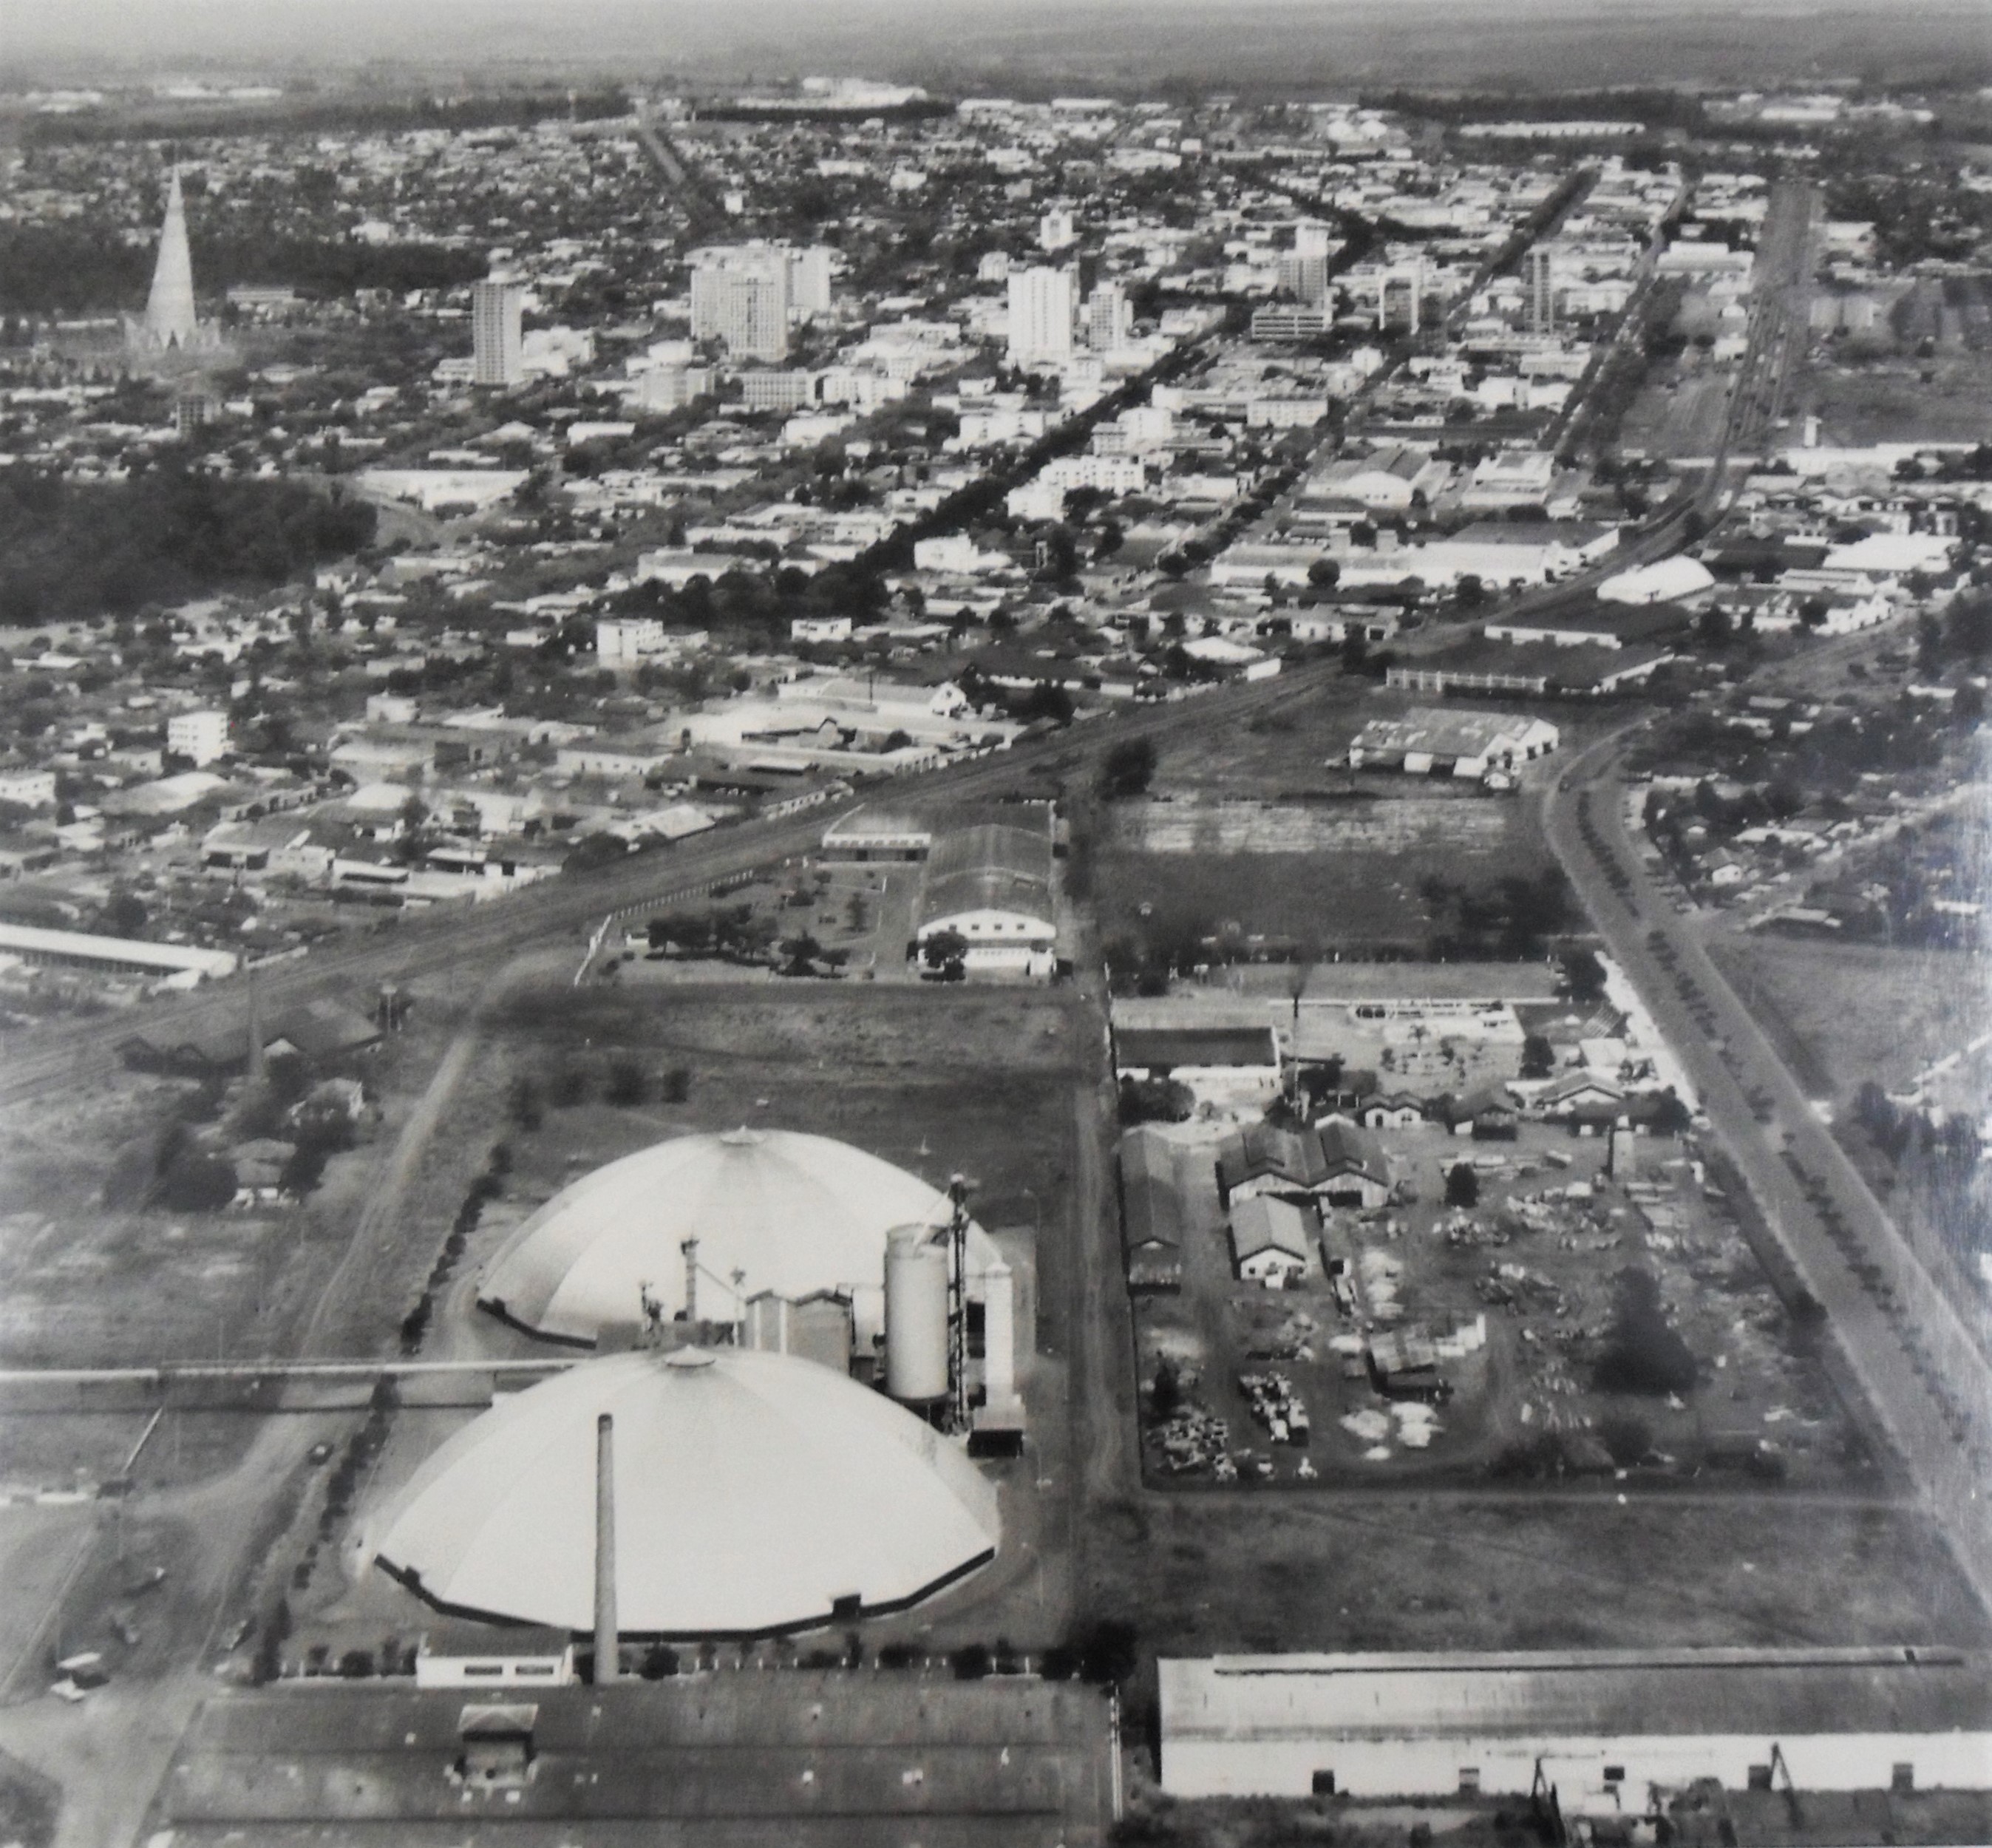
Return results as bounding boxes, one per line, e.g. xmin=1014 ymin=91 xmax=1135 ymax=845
xmin=681 ymin=1237 xmax=698 ymax=1326
xmin=594 ymin=1413 xmax=618 ymax=1684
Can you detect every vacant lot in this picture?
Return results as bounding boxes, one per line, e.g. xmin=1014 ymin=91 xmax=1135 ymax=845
xmin=1086 ymin=1490 xmax=1991 ymax=1671
xmin=1707 ymin=936 xmax=1987 ymax=1107
xmin=480 ymin=982 xmax=1083 ymax=1232
xmin=1132 ymin=1119 xmax=1863 ymax=1492
xmin=1096 ymin=787 xmax=1554 ymax=953
xmin=1801 ymin=351 xmax=1992 ymax=446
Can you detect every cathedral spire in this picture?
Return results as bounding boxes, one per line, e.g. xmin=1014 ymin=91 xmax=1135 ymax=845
xmin=143 ymin=167 xmax=200 ymax=349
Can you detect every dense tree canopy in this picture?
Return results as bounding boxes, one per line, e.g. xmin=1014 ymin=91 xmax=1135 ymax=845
xmin=0 ymin=466 xmax=375 ymax=625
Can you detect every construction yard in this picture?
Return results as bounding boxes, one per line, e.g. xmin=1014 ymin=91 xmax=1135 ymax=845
xmin=1129 ymin=1118 xmax=1872 ymax=1492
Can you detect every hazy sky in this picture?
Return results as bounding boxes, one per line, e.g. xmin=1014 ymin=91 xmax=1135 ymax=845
xmin=4 ymin=0 xmax=1979 ymax=80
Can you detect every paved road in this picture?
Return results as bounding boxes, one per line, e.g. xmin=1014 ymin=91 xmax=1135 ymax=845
xmin=1719 ymin=179 xmax=1815 ymax=469
xmin=1540 ymin=724 xmax=1992 ymax=1614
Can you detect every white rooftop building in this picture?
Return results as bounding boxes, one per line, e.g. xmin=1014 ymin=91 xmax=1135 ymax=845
xmin=365 ymin=1347 xmax=999 ymax=1637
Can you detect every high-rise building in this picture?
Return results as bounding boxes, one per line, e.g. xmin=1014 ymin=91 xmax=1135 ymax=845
xmin=1086 ymin=280 xmax=1132 ymax=351
xmin=472 ymin=279 xmax=525 ymax=387
xmin=1039 ymin=206 xmax=1077 ymax=253
xmin=1007 ymin=267 xmax=1075 ymax=366
xmin=1277 ymin=252 xmax=1334 ymax=307
xmin=788 ymin=246 xmax=834 ymax=318
xmin=1294 ymin=220 xmax=1336 ymax=261
xmin=1378 ymin=259 xmax=1423 ymax=336
xmin=690 ymin=248 xmax=792 ymax=361
xmin=1524 ymin=245 xmax=1558 ymax=335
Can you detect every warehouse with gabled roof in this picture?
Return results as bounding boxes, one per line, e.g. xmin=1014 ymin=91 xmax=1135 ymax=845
xmin=914 ymin=815 xmax=1057 ymax=976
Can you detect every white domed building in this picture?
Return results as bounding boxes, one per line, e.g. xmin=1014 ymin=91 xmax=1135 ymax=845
xmin=364 ymin=1347 xmax=999 ymax=1637
xmin=477 ymin=1128 xmax=1016 ymax=1406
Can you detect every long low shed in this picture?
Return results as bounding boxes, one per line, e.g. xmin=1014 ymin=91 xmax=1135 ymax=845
xmin=1160 ymin=1648 xmax=1992 ymax=1815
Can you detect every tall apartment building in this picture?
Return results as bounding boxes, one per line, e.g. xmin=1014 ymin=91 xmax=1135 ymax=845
xmin=1277 ymin=252 xmax=1334 ymax=306
xmin=1294 ymin=220 xmax=1337 ymax=260
xmin=788 ymin=246 xmax=835 ymax=318
xmin=1524 ymin=245 xmax=1558 ymax=335
xmin=1086 ymin=280 xmax=1132 ymax=350
xmin=1039 ymin=205 xmax=1077 ymax=253
xmin=1377 ymin=259 xmax=1424 ymax=336
xmin=691 ymin=248 xmax=792 ymax=361
xmin=1007 ymin=266 xmax=1075 ymax=366
xmin=472 ymin=279 xmax=525 ymax=387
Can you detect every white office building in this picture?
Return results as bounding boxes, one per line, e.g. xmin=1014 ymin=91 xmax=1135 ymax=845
xmin=472 ymin=279 xmax=525 ymax=387
xmin=691 ymin=248 xmax=792 ymax=361
xmin=167 ymin=709 xmax=229 ymax=767
xmin=1007 ymin=266 xmax=1075 ymax=366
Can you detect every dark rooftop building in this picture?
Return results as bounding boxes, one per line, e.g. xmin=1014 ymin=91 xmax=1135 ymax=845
xmin=146 ymin=1674 xmax=1117 ymax=1845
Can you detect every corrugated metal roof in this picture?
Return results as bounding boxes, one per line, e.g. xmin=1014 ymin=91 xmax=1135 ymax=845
xmin=1161 ymin=1649 xmax=1992 ymax=1742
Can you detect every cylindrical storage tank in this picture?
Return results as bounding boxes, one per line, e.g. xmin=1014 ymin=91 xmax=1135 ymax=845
xmin=884 ymin=1227 xmax=950 ymax=1404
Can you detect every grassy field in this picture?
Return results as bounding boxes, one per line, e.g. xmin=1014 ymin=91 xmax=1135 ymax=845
xmin=1095 ymin=829 xmax=1561 ymax=954
xmin=1801 ymin=352 xmax=1992 ymax=446
xmin=479 ymin=982 xmax=1083 ymax=1234
xmin=1706 ymin=937 xmax=1988 ymax=1107
xmin=1620 ymin=367 xmax=1733 ymax=460
xmin=1086 ymin=1490 xmax=1991 ymax=1670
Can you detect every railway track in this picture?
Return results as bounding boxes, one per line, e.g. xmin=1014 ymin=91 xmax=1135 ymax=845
xmin=0 ymin=663 xmax=1333 ymax=1108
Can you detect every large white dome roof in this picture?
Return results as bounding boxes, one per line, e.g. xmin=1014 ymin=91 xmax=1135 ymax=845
xmin=478 ymin=1127 xmax=997 ymax=1346
xmin=365 ymin=1347 xmax=999 ymax=1637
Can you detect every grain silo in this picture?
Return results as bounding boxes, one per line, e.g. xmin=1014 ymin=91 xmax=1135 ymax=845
xmin=883 ymin=1227 xmax=950 ymax=1404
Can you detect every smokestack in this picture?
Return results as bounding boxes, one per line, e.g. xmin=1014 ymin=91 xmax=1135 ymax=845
xmin=681 ymin=1237 xmax=698 ymax=1326
xmin=594 ymin=1413 xmax=618 ymax=1684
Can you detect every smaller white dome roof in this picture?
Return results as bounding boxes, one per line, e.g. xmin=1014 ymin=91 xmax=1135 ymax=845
xmin=478 ymin=1127 xmax=999 ymax=1347
xmin=364 ymin=1347 xmax=998 ymax=1637
xmin=1597 ymin=555 xmax=1716 ymax=605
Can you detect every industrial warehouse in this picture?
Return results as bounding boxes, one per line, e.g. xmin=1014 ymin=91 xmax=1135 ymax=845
xmin=1159 ymin=1648 xmax=1992 ymax=1814
xmin=312 ymin=1123 xmax=1029 ymax=1649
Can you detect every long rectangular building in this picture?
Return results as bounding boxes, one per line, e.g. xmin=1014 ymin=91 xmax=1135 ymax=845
xmin=148 ymin=1674 xmax=1118 ymax=1844
xmin=0 ymin=920 xmax=237 ymax=983
xmin=1160 ymin=1648 xmax=1992 ymax=1815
